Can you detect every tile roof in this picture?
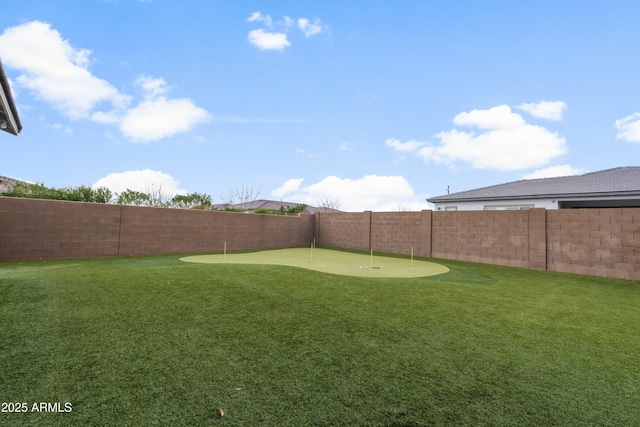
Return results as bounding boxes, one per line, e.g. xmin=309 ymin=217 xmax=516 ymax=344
xmin=0 ymin=175 xmax=25 ymax=194
xmin=427 ymin=167 xmax=640 ymax=202
xmin=215 ymin=199 xmax=340 ymax=213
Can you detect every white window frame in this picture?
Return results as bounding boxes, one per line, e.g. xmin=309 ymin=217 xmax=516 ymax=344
xmin=484 ymin=204 xmax=533 ymax=211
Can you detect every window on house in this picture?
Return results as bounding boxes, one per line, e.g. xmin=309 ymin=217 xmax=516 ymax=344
xmin=484 ymin=205 xmax=533 ymax=211
xmin=444 ymin=206 xmax=458 ymax=211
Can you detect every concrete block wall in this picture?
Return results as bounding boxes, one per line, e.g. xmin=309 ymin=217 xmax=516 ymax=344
xmin=0 ymin=197 xmax=314 ymax=261
xmin=316 ymin=210 xmax=433 ymax=257
xmin=0 ymin=197 xmax=121 ymax=260
xmin=1 ymin=196 xmax=639 ymax=281
xmin=431 ymin=210 xmax=530 ymax=268
xmin=547 ymin=208 xmax=640 ymax=281
xmin=315 ymin=211 xmax=372 ymax=250
xmin=118 ymin=207 xmax=315 ymax=256
xmin=528 ymin=208 xmax=547 ymax=270
xmin=119 ymin=206 xmax=226 ymax=256
xmin=370 ymin=211 xmax=430 ymax=257
xmin=316 ymin=208 xmax=639 ymax=280
xmin=261 ymin=213 xmax=316 ymax=249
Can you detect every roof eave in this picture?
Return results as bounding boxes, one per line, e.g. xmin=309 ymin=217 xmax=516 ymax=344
xmin=428 ymin=191 xmax=640 ymax=203
xmin=0 ymin=59 xmax=22 ymax=136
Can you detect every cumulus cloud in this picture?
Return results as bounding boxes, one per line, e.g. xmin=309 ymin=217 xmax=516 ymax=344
xmin=453 ymin=105 xmax=525 ymax=129
xmin=271 ymin=175 xmax=429 ymax=212
xmin=0 ymin=20 xmax=210 ymax=142
xmin=387 ymin=104 xmax=567 ymax=171
xmin=247 ymin=11 xmax=273 ymax=27
xmin=298 ymin=18 xmax=323 ymax=37
xmin=119 ymin=76 xmax=211 ymax=142
xmin=248 ymin=29 xmax=290 ymax=51
xmin=0 ymin=20 xmax=130 ymax=119
xmin=283 ymin=16 xmax=294 ymax=27
xmin=272 ymin=178 xmax=303 ymax=198
xmin=385 ymin=138 xmax=424 ymax=152
xmin=615 ymin=112 xmax=640 ymax=143
xmin=522 ymin=165 xmax=584 ymax=179
xmin=516 ymin=101 xmax=567 ymax=121
xmin=247 ymin=11 xmax=325 ymax=51
xmin=93 ymin=169 xmax=187 ymax=195
xmin=136 ymin=75 xmax=170 ymax=99
xmin=120 ymin=97 xmax=211 ymax=142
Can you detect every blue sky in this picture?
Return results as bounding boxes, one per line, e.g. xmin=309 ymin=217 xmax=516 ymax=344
xmin=1 ymin=1 xmax=639 ymax=211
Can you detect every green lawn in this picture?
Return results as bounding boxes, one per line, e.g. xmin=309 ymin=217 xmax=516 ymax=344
xmin=1 ymin=249 xmax=639 ymax=426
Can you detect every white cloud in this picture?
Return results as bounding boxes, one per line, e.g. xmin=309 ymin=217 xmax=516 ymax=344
xmin=118 ymin=75 xmax=211 ymax=142
xmin=522 ymin=165 xmax=584 ymax=179
xmin=0 ymin=21 xmax=211 ymax=142
xmin=271 ymin=175 xmax=429 ymax=212
xmin=297 ymin=18 xmax=323 ymax=37
xmin=120 ymin=97 xmax=211 ymax=142
xmin=93 ymin=169 xmax=187 ymax=195
xmin=406 ymin=104 xmax=567 ymax=171
xmin=247 ymin=11 xmax=273 ymax=27
xmin=247 ymin=11 xmax=261 ymax=22
xmin=385 ymin=138 xmax=424 ymax=152
xmin=615 ymin=112 xmax=640 ymax=143
xmin=0 ymin=21 xmax=131 ymax=119
xmin=247 ymin=12 xmax=326 ymax=50
xmin=453 ymin=104 xmax=525 ymax=129
xmin=136 ymin=75 xmax=169 ymax=99
xmin=516 ymin=101 xmax=567 ymax=121
xmin=248 ymin=29 xmax=290 ymax=51
xmin=272 ymin=178 xmax=303 ymax=198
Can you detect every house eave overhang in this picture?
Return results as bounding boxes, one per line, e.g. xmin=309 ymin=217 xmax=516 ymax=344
xmin=0 ymin=59 xmax=22 ymax=136
xmin=427 ymin=191 xmax=640 ymax=204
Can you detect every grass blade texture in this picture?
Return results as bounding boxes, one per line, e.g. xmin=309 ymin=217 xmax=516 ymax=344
xmin=1 ymin=250 xmax=639 ymax=426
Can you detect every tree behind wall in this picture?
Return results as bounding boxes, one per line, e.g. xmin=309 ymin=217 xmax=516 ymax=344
xmin=116 ymin=186 xmax=212 ymax=209
xmin=169 ymin=193 xmax=212 ymax=209
xmin=2 ymin=181 xmax=113 ymax=203
xmin=116 ymin=189 xmax=151 ymax=206
xmin=223 ymin=183 xmax=261 ymax=211
xmin=317 ymin=198 xmax=342 ymax=211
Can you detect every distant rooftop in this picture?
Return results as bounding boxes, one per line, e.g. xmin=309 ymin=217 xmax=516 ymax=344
xmin=0 ymin=175 xmax=26 ymax=194
xmin=428 ymin=167 xmax=640 ymax=203
xmin=214 ymin=199 xmax=340 ymax=214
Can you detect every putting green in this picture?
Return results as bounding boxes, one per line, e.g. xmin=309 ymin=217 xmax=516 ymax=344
xmin=180 ymin=247 xmax=449 ymax=278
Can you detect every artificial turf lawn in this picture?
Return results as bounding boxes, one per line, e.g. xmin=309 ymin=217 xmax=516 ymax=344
xmin=1 ymin=249 xmax=639 ymax=426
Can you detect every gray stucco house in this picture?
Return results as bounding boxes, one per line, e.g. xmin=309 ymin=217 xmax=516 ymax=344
xmin=427 ymin=167 xmax=640 ymax=211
